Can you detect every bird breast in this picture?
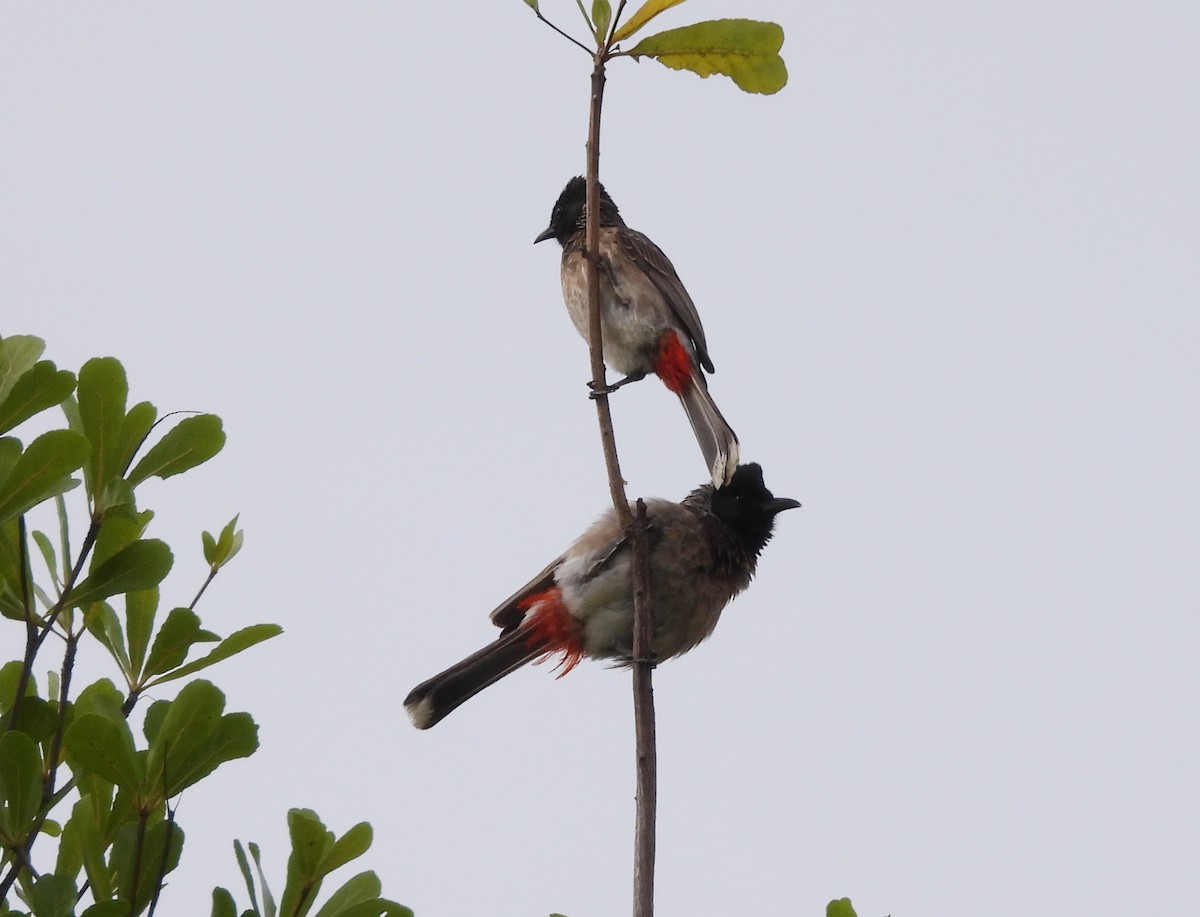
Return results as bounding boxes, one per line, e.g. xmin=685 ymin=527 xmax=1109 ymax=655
xmin=560 ymin=243 xmax=672 ymax=377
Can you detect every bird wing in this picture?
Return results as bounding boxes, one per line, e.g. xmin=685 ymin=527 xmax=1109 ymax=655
xmin=614 ymin=227 xmax=716 ymax=374
xmin=489 ymin=555 xmax=563 ymax=632
xmin=489 ymin=511 xmax=668 ymax=633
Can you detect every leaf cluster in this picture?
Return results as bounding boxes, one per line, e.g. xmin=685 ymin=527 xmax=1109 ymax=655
xmin=524 ymin=0 xmax=787 ymax=95
xmin=0 ymin=335 xmax=398 ymax=916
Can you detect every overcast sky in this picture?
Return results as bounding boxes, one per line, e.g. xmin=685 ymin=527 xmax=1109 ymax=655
xmin=3 ymin=2 xmax=1197 ymax=915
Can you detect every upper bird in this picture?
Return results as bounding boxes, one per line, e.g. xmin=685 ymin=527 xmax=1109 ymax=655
xmin=404 ymin=462 xmax=799 ymax=729
xmin=535 ymin=176 xmax=740 ymax=487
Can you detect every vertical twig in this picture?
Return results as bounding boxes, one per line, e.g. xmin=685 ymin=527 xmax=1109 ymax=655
xmin=3 ymin=516 xmax=37 ymax=731
xmin=582 ymin=20 xmax=656 ymax=917
xmin=584 ymin=56 xmax=630 ymax=520
xmin=629 ymin=499 xmax=655 ymax=916
xmin=537 ymin=6 xmax=654 ymax=912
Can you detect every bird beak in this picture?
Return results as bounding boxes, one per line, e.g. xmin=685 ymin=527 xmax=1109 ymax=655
xmin=764 ymin=497 xmax=801 ymax=514
xmin=533 ymin=227 xmax=555 ymax=244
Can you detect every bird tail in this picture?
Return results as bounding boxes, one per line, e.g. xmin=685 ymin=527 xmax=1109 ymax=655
xmin=405 ymin=588 xmax=584 ymax=729
xmin=678 ymin=373 xmax=740 ymax=488
xmin=654 ymin=330 xmax=740 ymax=487
xmin=404 ymin=630 xmax=543 ymax=729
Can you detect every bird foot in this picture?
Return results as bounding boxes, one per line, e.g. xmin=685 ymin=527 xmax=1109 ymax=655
xmin=587 ymin=372 xmax=646 ymax=399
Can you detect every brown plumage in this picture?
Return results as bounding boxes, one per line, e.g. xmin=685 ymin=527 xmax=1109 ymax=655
xmin=535 ymin=176 xmax=740 ymax=487
xmin=404 ymin=463 xmax=799 ymax=729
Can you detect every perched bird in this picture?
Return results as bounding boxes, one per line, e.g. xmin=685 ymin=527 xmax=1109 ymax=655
xmin=404 ymin=463 xmax=799 ymax=729
xmin=535 ymin=176 xmax=740 ymax=487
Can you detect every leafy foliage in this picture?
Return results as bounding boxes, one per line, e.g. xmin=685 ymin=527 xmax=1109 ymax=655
xmin=0 ymin=335 xmax=400 ymax=916
xmin=625 ymin=18 xmax=787 ymax=94
xmin=522 ymin=0 xmax=787 ymax=95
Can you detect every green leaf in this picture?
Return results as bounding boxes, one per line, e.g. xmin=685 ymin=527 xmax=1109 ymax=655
xmin=522 ymin=0 xmax=539 ymax=9
xmin=27 ymin=873 xmax=78 ymax=917
xmin=290 ymin=807 xmax=333 ymax=875
xmin=827 ymin=899 xmax=859 ymax=917
xmin=0 ymin=437 xmax=20 ymax=490
xmin=314 ymin=872 xmax=413 ymax=917
xmin=0 ymin=659 xmax=39 ymax=711
xmin=0 ymin=429 xmax=88 ymax=527
xmin=145 ymin=680 xmax=258 ymax=798
xmin=282 ymin=808 xmax=334 ymax=917
xmin=98 ymin=477 xmax=137 ymax=516
xmin=611 ymin=0 xmax=686 ymax=43
xmin=626 ymin=18 xmax=787 ymax=94
xmin=0 ymin=730 xmax=44 ymax=839
xmin=317 ymin=822 xmax=373 ymax=876
xmin=82 ymin=902 xmax=133 ymax=917
xmin=0 ymin=334 xmax=46 ymax=404
xmin=64 ymin=795 xmax=115 ymax=902
xmin=91 ymin=512 xmax=154 ymax=569
xmin=143 ymin=698 xmax=169 ymax=747
xmin=126 ymin=414 xmax=225 ymax=486
xmin=0 ymin=518 xmax=25 ymax=622
xmin=204 ymin=514 xmax=244 ymax=568
xmin=77 ymin=357 xmax=129 ymax=496
xmin=111 ymin=818 xmax=184 ymax=913
xmin=312 ymin=871 xmax=380 ymax=917
xmin=31 ymin=528 xmax=62 ymax=592
xmin=327 ymin=898 xmax=413 ymax=917
xmin=146 ymin=623 xmax=283 ymax=687
xmin=64 ymin=714 xmax=143 ymax=791
xmin=67 ymin=539 xmax=173 ymax=609
xmin=115 ymin=401 xmax=157 ymax=478
xmin=125 ymin=588 xmax=159 ymax=678
xmin=248 ymin=840 xmax=277 ymax=917
xmin=211 ymin=887 xmax=238 ymax=917
xmin=74 ymin=678 xmax=127 ymax=724
xmin=86 ymin=601 xmax=132 ymax=676
xmin=142 ymin=607 xmax=214 ymax=679
xmin=592 ymin=0 xmax=611 ymax=40
xmin=234 ymin=840 xmax=262 ymax=916
xmin=5 ymin=695 xmax=58 ymax=743
xmin=0 ymin=360 xmax=77 ymax=436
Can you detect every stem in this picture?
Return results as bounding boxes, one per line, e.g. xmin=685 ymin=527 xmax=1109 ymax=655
xmin=630 ymin=499 xmax=656 ymax=917
xmin=3 ymin=517 xmax=38 ymax=732
xmin=0 ymin=510 xmax=101 ymax=900
xmin=584 ymin=36 xmax=657 ymax=917
xmin=532 ymin=9 xmax=593 ymax=55
xmin=146 ymin=770 xmax=178 ymax=917
xmin=128 ymin=809 xmax=150 ymax=917
xmin=585 ymin=62 xmax=630 ymax=520
xmin=189 ymin=567 xmax=218 ymax=609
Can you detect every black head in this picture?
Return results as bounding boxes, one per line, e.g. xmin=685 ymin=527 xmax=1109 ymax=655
xmin=709 ymin=463 xmax=800 ymax=557
xmin=534 ymin=176 xmax=624 ymax=245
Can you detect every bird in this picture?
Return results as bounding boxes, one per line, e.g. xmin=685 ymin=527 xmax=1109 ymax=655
xmin=534 ymin=176 xmax=741 ymax=488
xmin=404 ymin=462 xmax=799 ymax=729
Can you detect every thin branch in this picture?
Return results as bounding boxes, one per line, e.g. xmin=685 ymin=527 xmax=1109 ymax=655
xmin=532 ymin=8 xmax=593 ymax=55
xmin=147 ymin=761 xmax=178 ymax=917
xmin=35 ymin=511 xmax=103 ymax=654
xmin=189 ymin=566 xmax=219 ymax=610
xmin=606 ymin=0 xmax=630 ymax=45
xmin=585 ymin=63 xmax=631 ymax=520
xmin=0 ymin=622 xmax=84 ymax=902
xmin=630 ymin=499 xmax=656 ymax=917
xmin=583 ymin=36 xmax=658 ymax=917
xmin=3 ymin=516 xmax=38 ymax=732
xmin=128 ymin=809 xmax=150 ymax=917
xmin=0 ymin=506 xmax=101 ymax=900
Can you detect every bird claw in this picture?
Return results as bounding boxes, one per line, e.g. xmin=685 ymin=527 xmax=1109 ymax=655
xmin=587 ymin=373 xmax=646 ymax=399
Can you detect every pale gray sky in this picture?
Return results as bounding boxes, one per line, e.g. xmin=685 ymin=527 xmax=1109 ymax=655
xmin=3 ymin=2 xmax=1197 ymax=915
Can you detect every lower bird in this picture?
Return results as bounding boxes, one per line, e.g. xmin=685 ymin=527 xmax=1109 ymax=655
xmin=535 ymin=176 xmax=740 ymax=488
xmin=405 ymin=463 xmax=799 ymax=729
